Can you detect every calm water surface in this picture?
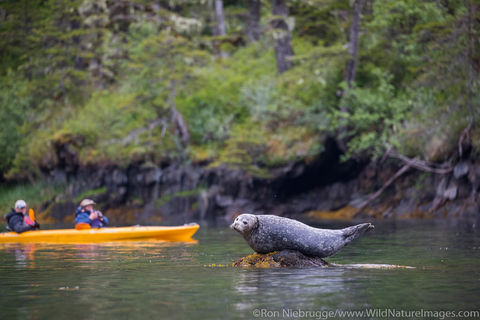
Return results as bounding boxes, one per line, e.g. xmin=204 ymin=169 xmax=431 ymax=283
xmin=1 ymin=219 xmax=480 ymax=319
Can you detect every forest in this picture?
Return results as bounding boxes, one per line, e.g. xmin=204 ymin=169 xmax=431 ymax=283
xmin=0 ymin=0 xmax=479 ymax=221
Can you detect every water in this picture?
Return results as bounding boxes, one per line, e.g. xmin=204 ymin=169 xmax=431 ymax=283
xmin=1 ymin=219 xmax=480 ymax=319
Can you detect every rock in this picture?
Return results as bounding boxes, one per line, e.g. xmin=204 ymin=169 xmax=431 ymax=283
xmin=456 ymin=181 xmax=471 ymax=199
xmin=443 ymin=203 xmax=463 ymax=218
xmin=109 ymin=186 xmax=127 ymax=203
xmin=233 ymin=250 xmax=328 ymax=268
xmin=50 ymin=201 xmax=76 ymax=222
xmin=144 ymin=167 xmax=162 ymax=185
xmin=444 ymin=184 xmax=458 ymax=200
xmin=215 ymin=194 xmax=233 ymax=208
xmin=458 ymin=205 xmax=480 ymax=220
xmin=50 ymin=169 xmax=67 ymax=185
xmin=349 ymin=193 xmax=368 ymax=207
xmin=112 ymin=169 xmax=128 ymax=185
xmin=223 ymin=198 xmax=257 ymax=222
xmin=436 ymin=177 xmax=448 ymax=196
xmin=454 ymin=161 xmax=469 ymax=179
xmin=393 ymin=198 xmax=418 ymax=217
xmin=105 ymin=169 xmax=128 ymax=187
xmin=34 ymin=133 xmax=480 ymax=224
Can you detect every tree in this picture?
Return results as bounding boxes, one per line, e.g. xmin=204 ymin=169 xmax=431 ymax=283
xmin=169 ymin=68 xmax=190 ymax=144
xmin=272 ymin=0 xmax=294 ymax=74
xmin=214 ymin=0 xmax=228 ymax=58
xmin=0 ymin=76 xmax=30 ymax=178
xmin=126 ymin=16 xmax=207 ymax=146
xmin=338 ymin=0 xmax=364 ymax=152
xmin=344 ymin=0 xmax=363 ymax=90
xmin=247 ymin=0 xmax=261 ymax=42
xmin=215 ymin=0 xmax=226 ymax=36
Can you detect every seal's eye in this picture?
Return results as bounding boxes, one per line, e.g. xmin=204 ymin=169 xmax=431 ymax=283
xmin=243 ymin=221 xmax=247 ymax=225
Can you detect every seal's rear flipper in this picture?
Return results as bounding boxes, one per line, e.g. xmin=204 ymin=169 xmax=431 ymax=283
xmin=342 ymin=223 xmax=374 ymax=242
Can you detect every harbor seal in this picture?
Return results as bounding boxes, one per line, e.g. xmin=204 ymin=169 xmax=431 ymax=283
xmin=231 ymin=214 xmax=374 ymax=258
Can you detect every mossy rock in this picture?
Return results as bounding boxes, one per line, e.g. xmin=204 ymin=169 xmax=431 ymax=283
xmin=233 ymin=250 xmax=328 ymax=268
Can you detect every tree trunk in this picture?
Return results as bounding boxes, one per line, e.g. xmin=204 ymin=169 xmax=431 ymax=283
xmin=170 ymin=79 xmax=190 ymax=144
xmin=338 ymin=0 xmax=363 ymax=151
xmin=458 ymin=2 xmax=475 ymax=158
xmin=272 ymin=0 xmax=294 ymax=74
xmin=247 ymin=0 xmax=261 ymax=42
xmin=344 ymin=0 xmax=363 ymax=89
xmin=214 ymin=0 xmax=228 ymax=58
xmin=215 ymin=0 xmax=226 ymax=36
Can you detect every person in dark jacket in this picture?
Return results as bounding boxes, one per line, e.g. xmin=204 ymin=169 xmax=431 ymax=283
xmin=75 ymin=199 xmax=109 ymax=228
xmin=5 ymin=200 xmax=40 ymax=233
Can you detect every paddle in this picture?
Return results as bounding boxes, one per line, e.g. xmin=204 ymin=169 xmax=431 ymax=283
xmin=28 ymin=208 xmax=35 ymax=223
xmin=26 ymin=208 xmax=40 ymax=230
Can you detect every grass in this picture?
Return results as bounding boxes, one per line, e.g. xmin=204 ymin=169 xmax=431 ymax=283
xmin=155 ymin=187 xmax=207 ymax=207
xmin=74 ymin=186 xmax=108 ymax=202
xmin=0 ymin=182 xmax=63 ymax=215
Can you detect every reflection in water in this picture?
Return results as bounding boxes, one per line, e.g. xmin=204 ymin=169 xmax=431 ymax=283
xmin=69 ymin=240 xmax=199 ymax=263
xmin=0 ymin=240 xmax=198 ymax=268
xmin=0 ymin=221 xmax=479 ymax=320
xmin=233 ymin=268 xmax=352 ymax=312
xmin=2 ymin=243 xmax=37 ymax=268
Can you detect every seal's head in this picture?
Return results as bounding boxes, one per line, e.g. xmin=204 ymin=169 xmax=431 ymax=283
xmin=230 ymin=214 xmax=258 ymax=235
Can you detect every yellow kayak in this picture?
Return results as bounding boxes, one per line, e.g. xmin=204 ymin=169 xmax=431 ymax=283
xmin=0 ymin=224 xmax=199 ymax=243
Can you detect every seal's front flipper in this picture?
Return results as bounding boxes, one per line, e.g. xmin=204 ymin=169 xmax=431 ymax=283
xmin=342 ymin=223 xmax=374 ymax=242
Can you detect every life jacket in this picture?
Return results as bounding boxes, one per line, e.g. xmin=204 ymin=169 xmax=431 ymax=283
xmin=75 ymin=206 xmax=92 ymax=225
xmin=90 ymin=218 xmax=105 ymax=228
xmin=75 ymin=206 xmax=108 ymax=228
xmin=24 ymin=214 xmax=34 ymax=226
xmin=5 ymin=209 xmax=36 ymax=233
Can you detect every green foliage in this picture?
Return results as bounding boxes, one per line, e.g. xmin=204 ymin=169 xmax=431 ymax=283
xmin=57 ymin=89 xmax=178 ymax=166
xmin=0 ymin=0 xmax=478 ymax=184
xmin=277 ymin=40 xmax=345 ymax=130
xmin=179 ymin=40 xmax=276 ymax=143
xmin=361 ymin=0 xmax=447 ymax=87
xmin=74 ymin=186 xmax=108 ymax=202
xmin=211 ymin=120 xmax=270 ymax=177
xmin=211 ymin=116 xmax=323 ymax=176
xmin=155 ymin=186 xmax=206 ymax=207
xmin=396 ymin=87 xmax=479 ymax=162
xmin=0 ymin=182 xmax=63 ymax=214
xmin=338 ymin=68 xmax=410 ymax=159
xmin=341 ymin=0 xmax=479 ymax=160
xmin=0 ymin=75 xmax=30 ymax=176
xmin=290 ymin=0 xmax=349 ymax=45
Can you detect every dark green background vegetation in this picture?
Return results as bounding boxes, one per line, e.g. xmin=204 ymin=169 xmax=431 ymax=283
xmin=0 ymin=0 xmax=478 ymax=183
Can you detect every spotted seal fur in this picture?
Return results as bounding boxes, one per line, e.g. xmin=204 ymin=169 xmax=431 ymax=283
xmin=231 ymin=214 xmax=374 ymax=258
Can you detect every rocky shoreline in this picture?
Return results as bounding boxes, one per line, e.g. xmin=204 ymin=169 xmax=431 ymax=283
xmin=38 ymin=138 xmax=480 ymax=225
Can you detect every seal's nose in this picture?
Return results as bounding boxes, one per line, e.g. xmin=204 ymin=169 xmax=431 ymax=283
xmin=230 ymin=222 xmax=236 ymax=230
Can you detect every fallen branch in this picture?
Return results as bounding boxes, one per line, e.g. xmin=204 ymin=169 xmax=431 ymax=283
xmin=387 ymin=153 xmax=453 ymax=174
xmin=353 ymin=163 xmax=411 ymax=217
xmin=107 ymin=119 xmax=163 ymax=146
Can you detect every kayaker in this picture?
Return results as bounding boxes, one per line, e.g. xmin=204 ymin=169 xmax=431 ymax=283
xmin=5 ymin=200 xmax=40 ymax=233
xmin=75 ymin=199 xmax=109 ymax=228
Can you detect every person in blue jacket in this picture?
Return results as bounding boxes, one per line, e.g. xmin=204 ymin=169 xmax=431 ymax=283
xmin=75 ymin=199 xmax=109 ymax=228
xmin=5 ymin=200 xmax=40 ymax=233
